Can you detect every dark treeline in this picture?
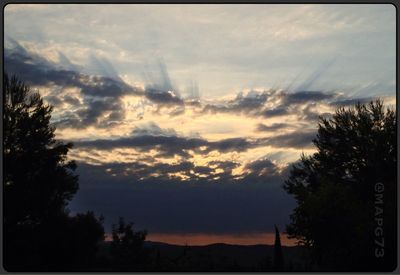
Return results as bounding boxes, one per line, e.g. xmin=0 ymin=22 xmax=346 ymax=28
xmin=3 ymin=74 xmax=397 ymax=271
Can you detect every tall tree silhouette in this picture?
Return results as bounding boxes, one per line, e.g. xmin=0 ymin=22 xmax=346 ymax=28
xmin=4 ymin=74 xmax=78 ymax=229
xmin=3 ymin=74 xmax=104 ymax=271
xmin=284 ymin=100 xmax=396 ymax=271
xmin=273 ymin=225 xmax=284 ymax=271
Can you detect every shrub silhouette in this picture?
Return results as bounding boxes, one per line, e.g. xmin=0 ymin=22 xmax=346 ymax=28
xmin=109 ymin=217 xmax=149 ymax=271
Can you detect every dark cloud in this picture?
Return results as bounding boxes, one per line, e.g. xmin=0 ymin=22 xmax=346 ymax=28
xmin=299 ymin=102 xmax=333 ymax=121
xmin=131 ymin=122 xmax=177 ymax=136
xmin=201 ymin=89 xmax=338 ymax=122
xmin=231 ymin=91 xmax=269 ymax=110
xmin=185 ymin=99 xmax=202 ymax=107
xmin=207 ymin=137 xmax=255 ymax=153
xmin=142 ymin=59 xmax=186 ymax=107
xmin=73 ymin=134 xmax=206 ymax=158
xmin=283 ymin=91 xmax=336 ymax=105
xmin=73 ymin=122 xmax=268 ymax=157
xmin=265 ymin=130 xmax=317 ymax=149
xmin=68 ymin=158 xmax=295 ymax=234
xmin=78 ymin=97 xmax=126 ymax=128
xmin=244 ymin=158 xmax=280 ymax=177
xmin=256 ymin=123 xmax=292 ymax=132
xmin=261 ymin=107 xmax=290 ymax=118
xmin=4 ymin=40 xmax=143 ymax=129
xmin=144 ymin=88 xmax=184 ymax=106
xmin=168 ymin=106 xmax=186 ymax=117
xmin=73 ymin=135 xmax=257 ymax=158
xmin=72 ymin=120 xmax=317 ymax=159
xmin=203 ymin=90 xmax=269 ymax=115
xmin=208 ymin=160 xmax=239 ymax=172
xmin=330 ymin=97 xmax=375 ymax=107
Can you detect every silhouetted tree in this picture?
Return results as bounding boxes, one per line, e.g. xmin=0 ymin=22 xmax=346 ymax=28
xmin=37 ymin=211 xmax=105 ymax=271
xmin=273 ymin=225 xmax=285 ymax=271
xmin=4 ymin=75 xmax=78 ymax=228
xmin=109 ymin=217 xmax=149 ymax=271
xmin=3 ymin=74 xmax=104 ymax=271
xmin=284 ymin=100 xmax=396 ymax=271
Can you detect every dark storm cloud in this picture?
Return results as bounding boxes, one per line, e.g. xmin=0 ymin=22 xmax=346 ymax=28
xmin=69 ymin=179 xmax=296 ymax=234
xmin=73 ymin=159 xmax=238 ymax=185
xmin=68 ymin=158 xmax=296 ymax=234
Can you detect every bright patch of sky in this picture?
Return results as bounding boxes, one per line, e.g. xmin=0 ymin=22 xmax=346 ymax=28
xmin=5 ymin=4 xmax=396 ymax=98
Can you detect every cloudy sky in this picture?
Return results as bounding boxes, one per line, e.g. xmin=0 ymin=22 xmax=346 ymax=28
xmin=4 ymin=4 xmax=396 ymax=245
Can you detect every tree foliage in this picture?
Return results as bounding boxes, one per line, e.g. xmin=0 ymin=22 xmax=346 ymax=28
xmin=3 ymin=74 xmax=104 ymax=271
xmin=284 ymin=100 xmax=396 ymax=271
xmin=4 ymin=74 xmax=78 ymax=228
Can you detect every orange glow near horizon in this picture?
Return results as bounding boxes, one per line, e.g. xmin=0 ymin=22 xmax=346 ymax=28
xmin=144 ymin=232 xmax=298 ymax=246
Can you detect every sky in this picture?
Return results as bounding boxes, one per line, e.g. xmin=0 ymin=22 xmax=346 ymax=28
xmin=4 ymin=4 xmax=396 ymax=246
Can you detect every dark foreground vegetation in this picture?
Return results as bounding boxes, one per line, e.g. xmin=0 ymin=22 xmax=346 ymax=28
xmin=94 ymin=241 xmax=309 ymax=272
xmin=3 ymin=75 xmax=396 ymax=271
